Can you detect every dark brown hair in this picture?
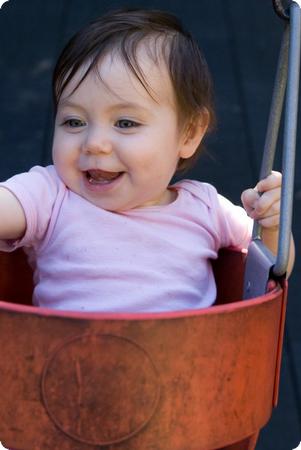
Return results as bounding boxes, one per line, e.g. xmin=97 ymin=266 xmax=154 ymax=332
xmin=52 ymin=8 xmax=216 ymax=172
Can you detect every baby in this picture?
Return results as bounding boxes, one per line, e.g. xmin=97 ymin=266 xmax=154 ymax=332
xmin=0 ymin=9 xmax=291 ymax=313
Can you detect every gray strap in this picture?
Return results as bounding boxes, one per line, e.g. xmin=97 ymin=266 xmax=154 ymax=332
xmin=274 ymin=1 xmax=300 ymax=276
xmin=252 ymin=24 xmax=289 ymax=241
xmin=243 ymin=1 xmax=300 ymax=298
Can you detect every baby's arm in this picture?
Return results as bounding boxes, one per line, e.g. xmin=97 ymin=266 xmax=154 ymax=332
xmin=0 ymin=187 xmax=26 ymax=240
xmin=241 ymin=171 xmax=295 ymax=276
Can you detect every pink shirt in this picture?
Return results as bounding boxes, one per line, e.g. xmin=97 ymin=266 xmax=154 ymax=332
xmin=0 ymin=166 xmax=252 ymax=312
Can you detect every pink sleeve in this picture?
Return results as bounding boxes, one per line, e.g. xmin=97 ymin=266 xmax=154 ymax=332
xmin=0 ymin=165 xmax=62 ymax=251
xmin=216 ymin=193 xmax=253 ymax=250
xmin=175 ymin=180 xmax=253 ymax=251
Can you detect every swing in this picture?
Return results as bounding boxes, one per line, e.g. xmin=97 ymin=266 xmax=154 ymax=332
xmin=0 ymin=1 xmax=298 ymax=449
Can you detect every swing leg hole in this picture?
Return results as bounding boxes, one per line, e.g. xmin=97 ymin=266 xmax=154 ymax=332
xmin=216 ymin=430 xmax=259 ymax=450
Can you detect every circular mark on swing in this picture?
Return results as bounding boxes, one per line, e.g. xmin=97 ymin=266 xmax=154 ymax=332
xmin=41 ymin=334 xmax=161 ymax=446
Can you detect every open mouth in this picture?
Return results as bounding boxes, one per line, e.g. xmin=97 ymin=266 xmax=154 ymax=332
xmin=85 ymin=169 xmax=124 ymax=185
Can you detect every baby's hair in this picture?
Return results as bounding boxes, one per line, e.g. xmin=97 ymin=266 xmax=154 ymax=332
xmin=52 ymin=8 xmax=216 ymax=172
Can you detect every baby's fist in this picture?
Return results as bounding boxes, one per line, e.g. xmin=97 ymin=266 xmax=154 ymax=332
xmin=241 ymin=171 xmax=282 ymax=231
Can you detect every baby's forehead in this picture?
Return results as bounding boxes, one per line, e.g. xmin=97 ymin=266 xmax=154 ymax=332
xmin=101 ymin=46 xmax=169 ymax=87
xmin=63 ymin=46 xmax=176 ymax=108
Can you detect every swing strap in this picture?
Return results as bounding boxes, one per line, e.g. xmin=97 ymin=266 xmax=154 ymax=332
xmin=273 ymin=0 xmax=301 ymax=19
xmin=243 ymin=0 xmax=300 ymax=299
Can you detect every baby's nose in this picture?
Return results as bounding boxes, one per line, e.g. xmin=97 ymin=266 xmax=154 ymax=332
xmin=82 ymin=128 xmax=113 ymax=155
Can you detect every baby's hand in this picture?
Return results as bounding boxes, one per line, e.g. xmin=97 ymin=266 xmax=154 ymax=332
xmin=241 ymin=171 xmax=281 ymax=231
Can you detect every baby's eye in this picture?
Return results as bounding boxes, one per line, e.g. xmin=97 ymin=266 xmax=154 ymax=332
xmin=115 ymin=119 xmax=140 ymax=129
xmin=62 ymin=118 xmax=86 ymax=128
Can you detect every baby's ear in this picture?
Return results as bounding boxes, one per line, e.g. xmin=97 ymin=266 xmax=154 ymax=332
xmin=180 ymin=108 xmax=210 ymax=159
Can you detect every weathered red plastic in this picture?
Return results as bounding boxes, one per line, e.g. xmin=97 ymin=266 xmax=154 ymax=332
xmin=0 ymin=248 xmax=287 ymax=450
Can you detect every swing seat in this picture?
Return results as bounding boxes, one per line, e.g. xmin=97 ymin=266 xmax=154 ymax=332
xmin=0 ymin=248 xmax=287 ymax=450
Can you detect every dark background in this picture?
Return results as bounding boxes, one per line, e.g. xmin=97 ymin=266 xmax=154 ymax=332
xmin=0 ymin=1 xmax=300 ymax=449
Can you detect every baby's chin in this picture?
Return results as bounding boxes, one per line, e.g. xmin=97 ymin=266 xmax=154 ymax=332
xmin=60 ymin=173 xmax=175 ymax=211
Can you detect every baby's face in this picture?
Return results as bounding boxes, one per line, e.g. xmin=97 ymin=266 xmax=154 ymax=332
xmin=52 ymin=47 xmax=196 ymax=211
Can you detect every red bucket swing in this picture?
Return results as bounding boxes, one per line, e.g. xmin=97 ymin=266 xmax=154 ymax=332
xmin=0 ymin=1 xmax=299 ymax=450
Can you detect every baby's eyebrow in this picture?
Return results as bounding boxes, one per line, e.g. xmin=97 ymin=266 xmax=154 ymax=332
xmin=58 ymin=99 xmax=86 ymax=112
xmin=58 ymin=99 xmax=152 ymax=115
xmin=106 ymin=102 xmax=151 ymax=113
